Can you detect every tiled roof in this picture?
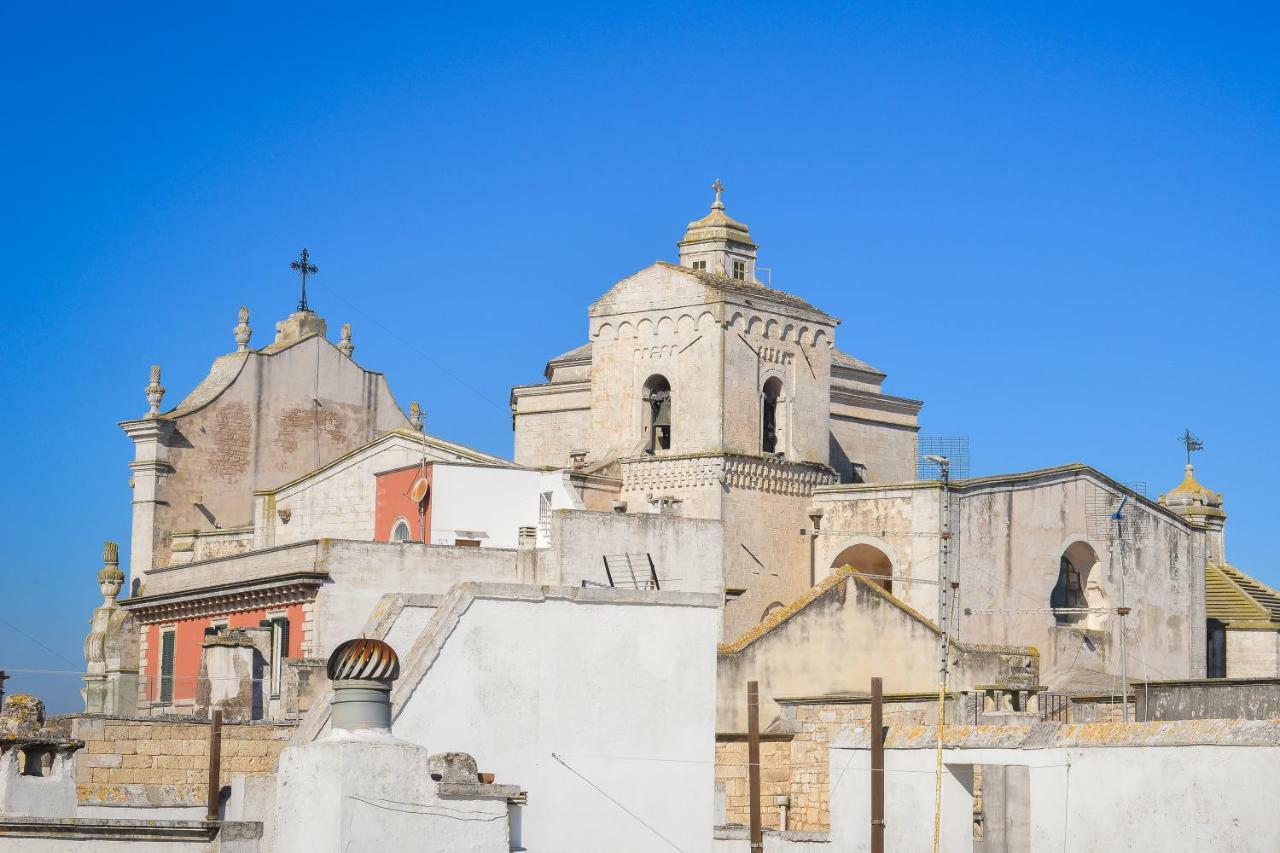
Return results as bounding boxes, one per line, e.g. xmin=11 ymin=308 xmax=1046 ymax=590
xmin=652 ymin=261 xmax=832 ymax=318
xmin=1206 ymin=563 xmax=1280 ymax=628
xmin=831 ymin=347 xmax=884 ymax=377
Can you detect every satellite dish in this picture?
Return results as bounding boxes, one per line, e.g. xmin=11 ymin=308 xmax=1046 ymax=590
xmin=409 ymin=477 xmax=429 ymax=504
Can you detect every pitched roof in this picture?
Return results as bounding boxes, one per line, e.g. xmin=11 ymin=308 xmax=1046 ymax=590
xmin=651 ymin=261 xmax=834 ymax=319
xmin=831 ymin=347 xmax=884 ymax=377
xmin=1206 ymin=563 xmax=1280 ymax=628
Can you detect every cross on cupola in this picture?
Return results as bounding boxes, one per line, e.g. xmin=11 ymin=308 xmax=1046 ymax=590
xmin=678 ymin=178 xmax=757 ymax=280
xmin=290 ymin=248 xmax=318 ymax=313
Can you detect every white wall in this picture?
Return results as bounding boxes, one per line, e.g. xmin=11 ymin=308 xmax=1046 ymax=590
xmin=429 ymin=465 xmax=572 ymax=548
xmin=829 ymin=733 xmax=1280 ymax=852
xmin=389 ymin=587 xmax=721 ymax=853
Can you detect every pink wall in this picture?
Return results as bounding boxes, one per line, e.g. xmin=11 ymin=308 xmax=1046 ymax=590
xmin=375 ymin=463 xmax=432 ymax=542
xmin=143 ymin=602 xmax=305 ymax=704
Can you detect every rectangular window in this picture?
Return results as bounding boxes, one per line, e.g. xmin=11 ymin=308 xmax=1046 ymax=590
xmin=455 ymin=538 xmax=482 ymax=548
xmin=732 ymin=260 xmax=746 ymax=280
xmin=159 ymin=628 xmax=176 ymax=704
xmin=267 ymin=614 xmax=290 ymax=696
xmin=692 ymin=260 xmax=707 ymax=271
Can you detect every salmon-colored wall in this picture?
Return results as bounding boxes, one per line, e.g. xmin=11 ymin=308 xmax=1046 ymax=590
xmin=143 ymin=603 xmax=304 ymax=704
xmin=375 ymin=464 xmax=432 ymax=542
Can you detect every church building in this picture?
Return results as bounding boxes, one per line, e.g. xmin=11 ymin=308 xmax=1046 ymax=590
xmin=511 ymin=183 xmax=922 ymax=633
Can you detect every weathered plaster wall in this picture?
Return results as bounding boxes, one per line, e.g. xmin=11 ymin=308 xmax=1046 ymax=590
xmin=387 ymin=587 xmax=721 ymax=853
xmin=1136 ymin=677 xmax=1280 ymax=720
xmin=716 ymin=571 xmax=1037 ymax=732
xmin=1227 ymin=630 xmax=1280 ymax=678
xmin=814 ymin=469 xmax=1206 ymax=690
xmin=140 ymin=335 xmax=407 ymax=579
xmin=541 ymin=509 xmax=725 ymax=596
xmin=827 ymin=418 xmax=917 ymax=484
xmin=311 ymin=542 xmax=520 ymax=658
xmin=829 ymin=722 xmax=1280 ymax=853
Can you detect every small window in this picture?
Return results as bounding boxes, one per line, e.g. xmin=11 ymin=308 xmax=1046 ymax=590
xmin=732 ymin=260 xmax=746 ymax=280
xmin=159 ymin=628 xmax=176 ymax=704
xmin=455 ymin=538 xmax=482 ymax=548
xmin=391 ymin=518 xmax=411 ymax=542
xmin=692 ymin=260 xmax=707 ymax=271
xmin=265 ymin=615 xmax=290 ymax=696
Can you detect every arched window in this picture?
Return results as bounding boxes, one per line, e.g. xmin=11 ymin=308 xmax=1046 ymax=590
xmin=762 ymin=377 xmax=783 ymax=454
xmin=762 ymin=601 xmax=785 ymax=621
xmin=1051 ymin=542 xmax=1101 ymax=625
xmin=642 ymin=375 xmax=672 ymax=453
xmin=831 ymin=543 xmax=893 ymax=593
xmin=391 ymin=518 xmax=412 ymax=543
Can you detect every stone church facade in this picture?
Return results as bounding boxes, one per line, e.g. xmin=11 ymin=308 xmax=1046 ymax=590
xmin=511 ymin=187 xmax=922 ymax=633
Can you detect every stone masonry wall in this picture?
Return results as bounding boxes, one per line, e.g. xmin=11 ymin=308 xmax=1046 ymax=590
xmin=715 ymin=739 xmax=792 ymax=830
xmin=67 ymin=715 xmax=294 ymax=808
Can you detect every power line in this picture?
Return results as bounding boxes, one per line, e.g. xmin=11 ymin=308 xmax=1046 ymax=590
xmin=0 ymin=617 xmax=79 ymax=668
xmin=551 ymin=753 xmax=688 ymax=853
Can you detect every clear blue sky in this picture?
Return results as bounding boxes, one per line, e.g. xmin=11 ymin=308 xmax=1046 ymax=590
xmin=3 ymin=4 xmax=1276 ymax=711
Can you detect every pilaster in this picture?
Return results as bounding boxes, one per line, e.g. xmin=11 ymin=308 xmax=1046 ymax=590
xmin=119 ymin=417 xmax=175 ymax=588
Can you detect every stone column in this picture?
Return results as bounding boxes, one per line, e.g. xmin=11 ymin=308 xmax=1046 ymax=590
xmin=83 ymin=542 xmax=138 ymax=715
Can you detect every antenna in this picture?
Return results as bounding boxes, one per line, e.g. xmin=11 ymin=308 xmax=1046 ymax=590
xmin=1087 ymin=481 xmax=1148 ymax=722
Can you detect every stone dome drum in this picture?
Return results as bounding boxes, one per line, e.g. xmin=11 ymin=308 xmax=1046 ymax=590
xmin=326 ymin=638 xmax=400 ymax=682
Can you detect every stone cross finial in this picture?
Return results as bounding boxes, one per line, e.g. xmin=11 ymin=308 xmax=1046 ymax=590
xmin=338 ymin=322 xmax=355 ymax=358
xmin=145 ymin=365 xmax=165 ymax=416
xmin=409 ymin=401 xmax=423 ymax=432
xmin=234 ymin=306 xmax=252 ymax=352
xmin=711 ymin=178 xmax=725 ymax=210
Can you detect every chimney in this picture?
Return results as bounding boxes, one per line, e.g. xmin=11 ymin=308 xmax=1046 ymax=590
xmin=516 ymin=526 xmax=538 ymax=584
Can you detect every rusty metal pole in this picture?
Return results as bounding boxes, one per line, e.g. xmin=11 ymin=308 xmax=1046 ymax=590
xmin=747 ymin=681 xmax=763 ymax=852
xmin=206 ymin=709 xmax=223 ymax=822
xmin=871 ymin=677 xmax=885 ymax=853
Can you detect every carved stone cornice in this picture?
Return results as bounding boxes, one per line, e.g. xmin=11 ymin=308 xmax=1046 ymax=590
xmin=620 ymin=453 xmax=836 ymax=497
xmin=123 ymin=574 xmax=324 ymax=623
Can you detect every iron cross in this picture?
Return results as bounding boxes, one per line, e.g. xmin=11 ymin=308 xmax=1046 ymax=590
xmin=290 ymin=248 xmax=318 ymax=312
xmin=1179 ymin=428 xmax=1204 ymax=465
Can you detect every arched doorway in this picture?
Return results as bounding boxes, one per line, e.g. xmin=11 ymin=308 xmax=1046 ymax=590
xmin=831 ymin=544 xmax=893 ymax=593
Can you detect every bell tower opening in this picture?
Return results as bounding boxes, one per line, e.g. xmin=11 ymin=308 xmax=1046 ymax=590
xmin=762 ymin=377 xmax=783 ymax=455
xmin=643 ymin=374 xmax=672 ymax=454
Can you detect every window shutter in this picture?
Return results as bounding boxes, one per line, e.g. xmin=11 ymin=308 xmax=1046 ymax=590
xmin=159 ymin=631 xmax=176 ymax=704
xmin=276 ymin=617 xmax=291 ymax=661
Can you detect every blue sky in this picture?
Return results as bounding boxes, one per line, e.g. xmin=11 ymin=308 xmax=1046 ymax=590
xmin=2 ymin=3 xmax=1276 ymax=711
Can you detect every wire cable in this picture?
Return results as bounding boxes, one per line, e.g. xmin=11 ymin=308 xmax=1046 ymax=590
xmin=551 ymin=752 xmax=688 ymax=853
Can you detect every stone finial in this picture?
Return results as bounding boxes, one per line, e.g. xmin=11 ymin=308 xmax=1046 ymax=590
xmin=338 ymin=322 xmax=355 ymax=358
xmin=234 ymin=306 xmax=252 ymax=352
xmin=409 ymin=401 xmax=423 ymax=432
xmin=711 ymin=177 xmax=725 ymax=211
xmin=145 ymin=365 xmax=165 ymax=416
xmin=97 ymin=541 xmax=125 ymax=602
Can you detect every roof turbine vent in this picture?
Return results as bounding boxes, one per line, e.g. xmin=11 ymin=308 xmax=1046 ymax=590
xmin=326 ymin=638 xmax=400 ymax=732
